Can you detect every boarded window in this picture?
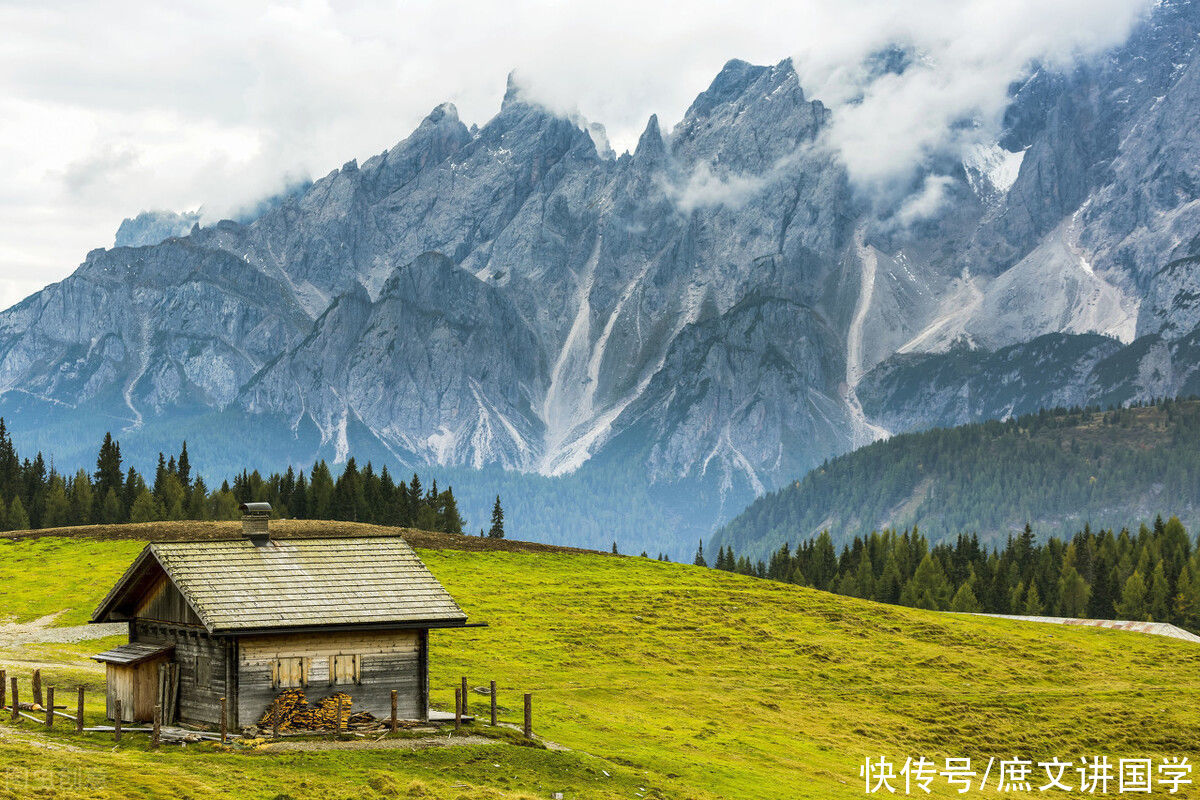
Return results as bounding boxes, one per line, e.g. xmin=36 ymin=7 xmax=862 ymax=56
xmin=195 ymin=655 xmax=212 ymax=686
xmin=330 ymin=654 xmax=360 ymax=685
xmin=271 ymin=657 xmax=309 ymax=689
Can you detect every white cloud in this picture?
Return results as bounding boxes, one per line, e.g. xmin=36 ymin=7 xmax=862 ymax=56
xmin=787 ymin=0 xmax=1155 ymax=199
xmin=663 ymin=161 xmax=773 ymax=214
xmin=894 ymin=174 xmax=957 ymax=227
xmin=0 ymin=0 xmax=1155 ymax=308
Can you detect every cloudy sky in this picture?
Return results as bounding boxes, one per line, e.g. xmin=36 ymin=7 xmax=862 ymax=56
xmin=0 ymin=0 xmax=1153 ymax=309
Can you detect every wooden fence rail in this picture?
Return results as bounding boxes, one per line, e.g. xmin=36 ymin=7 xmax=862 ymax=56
xmin=3 ymin=669 xmax=539 ymax=744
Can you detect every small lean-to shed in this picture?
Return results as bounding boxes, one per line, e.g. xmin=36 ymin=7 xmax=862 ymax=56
xmin=90 ymin=504 xmax=472 ymax=727
xmin=93 ymin=641 xmax=175 ymax=722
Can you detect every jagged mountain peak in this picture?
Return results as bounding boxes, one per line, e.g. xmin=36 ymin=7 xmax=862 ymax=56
xmin=114 ymin=209 xmax=202 ymax=248
xmin=685 ymin=59 xmax=772 ymax=118
xmin=423 ymin=101 xmax=459 ymax=126
xmin=4 ymin=12 xmax=1200 ymax=554
xmin=501 ymin=70 xmax=525 ymax=111
xmin=634 ymin=114 xmax=666 ymax=161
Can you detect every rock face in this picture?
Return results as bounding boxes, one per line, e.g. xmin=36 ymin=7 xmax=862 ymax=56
xmin=4 ymin=3 xmax=1200 ymax=553
xmin=114 ymin=210 xmax=202 ymax=247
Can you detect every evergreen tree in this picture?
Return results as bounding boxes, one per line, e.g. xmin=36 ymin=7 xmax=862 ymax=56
xmin=1023 ymin=582 xmax=1044 ymax=616
xmin=693 ymin=539 xmax=707 ymax=567
xmin=1149 ymin=560 xmax=1171 ymax=621
xmin=900 ymin=553 xmax=952 ymax=610
xmin=876 ymin=552 xmax=903 ymax=604
xmin=726 ymin=546 xmax=738 ymax=571
xmin=949 ymin=580 xmax=981 ymax=612
xmin=188 ymin=477 xmax=209 ymax=520
xmin=42 ymin=476 xmax=70 ymax=528
xmin=158 ymin=473 xmax=187 ymax=520
xmin=332 ymin=458 xmax=364 ymax=521
xmin=1010 ymin=581 xmax=1026 ymax=613
xmin=121 ymin=468 xmax=142 ymax=521
xmin=308 ymin=461 xmax=335 ymax=519
xmin=93 ymin=433 xmax=122 ymax=508
xmin=177 ymin=441 xmax=191 ymax=490
xmin=488 ymin=495 xmax=505 ymax=539
xmin=7 ymin=494 xmax=29 ymax=531
xmin=129 ymin=488 xmax=161 ymax=523
xmin=1057 ymin=565 xmax=1090 ymax=617
xmin=438 ymin=488 xmax=465 ymax=534
xmin=1115 ymin=571 xmax=1149 ymax=621
xmin=810 ymin=531 xmax=839 ymax=591
xmin=1173 ymin=565 xmax=1196 ymax=628
xmin=415 ymin=503 xmax=438 ymax=532
xmin=153 ymin=452 xmax=168 ymax=499
xmin=210 ymin=487 xmax=239 ymax=520
xmin=835 ymin=571 xmax=860 ymax=597
xmin=99 ymin=488 xmax=122 ymax=525
xmin=854 ymin=554 xmax=876 ymax=600
xmin=68 ymin=469 xmax=93 ymax=526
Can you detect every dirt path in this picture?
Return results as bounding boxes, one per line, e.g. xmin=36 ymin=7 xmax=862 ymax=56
xmin=260 ymin=734 xmax=500 ymax=752
xmin=0 ymin=611 xmax=124 ymax=647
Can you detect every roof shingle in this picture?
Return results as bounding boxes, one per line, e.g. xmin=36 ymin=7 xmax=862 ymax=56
xmin=94 ymin=536 xmax=467 ymax=634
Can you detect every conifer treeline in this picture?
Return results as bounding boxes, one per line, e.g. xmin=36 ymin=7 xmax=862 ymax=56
xmin=710 ymin=517 xmax=1200 ymax=631
xmin=0 ymin=421 xmax=491 ymax=534
xmin=714 ymin=397 xmax=1200 ymax=559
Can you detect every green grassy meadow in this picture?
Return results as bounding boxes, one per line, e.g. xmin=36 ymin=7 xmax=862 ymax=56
xmin=2 ymin=529 xmax=1200 ymax=798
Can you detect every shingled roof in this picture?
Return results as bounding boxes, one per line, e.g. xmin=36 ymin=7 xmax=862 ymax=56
xmin=91 ymin=536 xmax=468 ymax=634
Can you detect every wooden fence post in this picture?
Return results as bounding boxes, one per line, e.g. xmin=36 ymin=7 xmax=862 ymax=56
xmin=220 ymin=697 xmax=227 ymax=744
xmin=31 ymin=669 xmax=42 ymax=708
xmin=152 ymin=705 xmax=161 ymax=749
xmin=454 ymin=687 xmax=461 ymax=730
xmin=0 ymin=669 xmax=6 ymax=712
xmin=10 ymin=678 xmax=18 ymax=722
xmin=523 ymin=693 xmax=532 ymax=739
xmin=490 ymin=681 xmax=497 ymax=726
xmin=76 ymin=686 xmax=84 ymax=733
xmin=461 ymin=676 xmax=468 ymax=718
xmin=45 ymin=687 xmax=54 ymax=728
xmin=114 ymin=700 xmax=122 ymax=743
xmin=390 ymin=689 xmax=398 ymax=733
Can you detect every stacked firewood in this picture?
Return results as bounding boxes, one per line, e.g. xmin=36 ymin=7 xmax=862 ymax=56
xmin=257 ymin=689 xmax=370 ymax=732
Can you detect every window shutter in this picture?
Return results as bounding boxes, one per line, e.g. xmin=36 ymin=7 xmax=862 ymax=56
xmin=330 ymin=654 xmax=360 ymax=684
xmin=273 ymin=657 xmax=308 ymax=689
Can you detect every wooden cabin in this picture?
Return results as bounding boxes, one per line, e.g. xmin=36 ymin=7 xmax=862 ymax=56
xmin=90 ymin=503 xmax=471 ymax=727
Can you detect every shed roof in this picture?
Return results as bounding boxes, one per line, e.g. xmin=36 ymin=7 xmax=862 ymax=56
xmin=92 ymin=642 xmax=175 ymax=666
xmin=91 ymin=536 xmax=468 ymax=634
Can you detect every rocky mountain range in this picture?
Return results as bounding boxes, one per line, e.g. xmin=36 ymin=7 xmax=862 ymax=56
xmin=3 ymin=0 xmax=1200 ymax=555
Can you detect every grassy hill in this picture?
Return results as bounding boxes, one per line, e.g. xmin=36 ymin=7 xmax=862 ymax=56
xmin=713 ymin=398 xmax=1200 ymax=561
xmin=3 ymin=521 xmax=1200 ymax=798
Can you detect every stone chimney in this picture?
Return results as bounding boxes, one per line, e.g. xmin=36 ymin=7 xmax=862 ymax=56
xmin=239 ymin=501 xmax=272 ymax=545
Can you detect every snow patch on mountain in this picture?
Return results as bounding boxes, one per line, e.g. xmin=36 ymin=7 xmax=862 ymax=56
xmin=963 ymin=143 xmax=1026 ymax=205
